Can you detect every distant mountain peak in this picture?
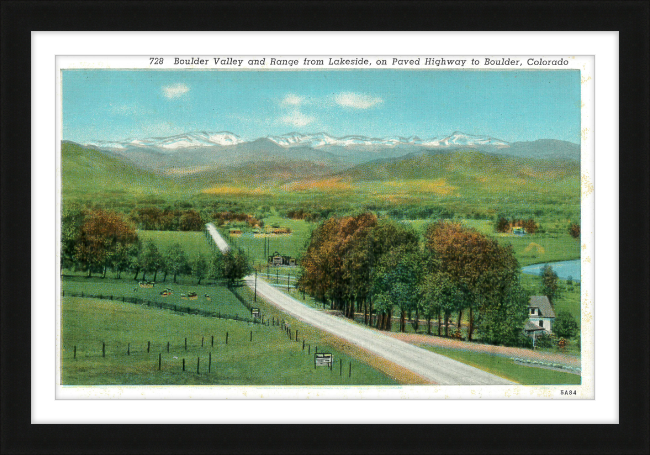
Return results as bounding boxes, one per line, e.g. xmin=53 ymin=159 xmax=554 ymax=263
xmin=84 ymin=131 xmax=244 ymax=151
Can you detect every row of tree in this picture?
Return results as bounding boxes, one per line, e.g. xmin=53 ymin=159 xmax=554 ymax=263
xmin=297 ymin=214 xmax=530 ymax=346
xmin=128 ymin=207 xmax=205 ymax=231
xmin=61 ymin=208 xmax=250 ymax=284
xmin=495 ymin=216 xmax=539 ymax=234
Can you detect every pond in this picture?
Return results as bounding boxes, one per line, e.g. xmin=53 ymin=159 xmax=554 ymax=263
xmin=521 ymin=259 xmax=581 ymax=282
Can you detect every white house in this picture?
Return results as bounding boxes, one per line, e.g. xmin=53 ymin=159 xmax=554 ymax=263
xmin=527 ymin=295 xmax=556 ymax=334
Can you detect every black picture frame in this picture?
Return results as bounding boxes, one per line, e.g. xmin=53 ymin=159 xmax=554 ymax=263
xmin=2 ymin=1 xmax=648 ymax=454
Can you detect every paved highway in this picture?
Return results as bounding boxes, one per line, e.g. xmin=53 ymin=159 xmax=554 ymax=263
xmin=208 ymin=225 xmax=513 ymax=385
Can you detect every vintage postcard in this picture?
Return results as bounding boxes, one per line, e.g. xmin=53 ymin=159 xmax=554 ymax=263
xmin=56 ymin=55 xmax=594 ymax=399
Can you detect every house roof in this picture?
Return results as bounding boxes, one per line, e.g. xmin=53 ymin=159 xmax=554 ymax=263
xmin=525 ymin=321 xmax=547 ymax=332
xmin=528 ymin=295 xmax=556 ymax=318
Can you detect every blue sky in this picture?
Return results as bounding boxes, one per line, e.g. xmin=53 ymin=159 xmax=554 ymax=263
xmin=62 ymin=69 xmax=580 ymax=143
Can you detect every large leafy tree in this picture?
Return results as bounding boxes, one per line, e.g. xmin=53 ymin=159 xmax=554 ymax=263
xmin=73 ymin=209 xmax=138 ymax=277
xmin=139 ymin=241 xmax=163 ymax=282
xmin=192 ymin=255 xmax=208 ymax=285
xmin=424 ymin=221 xmax=521 ymax=341
xmin=540 ymin=264 xmax=560 ymax=303
xmin=164 ymin=243 xmax=190 ymax=283
xmin=298 ymin=213 xmax=378 ymax=317
xmin=371 ymin=244 xmax=422 ymax=332
xmin=475 ymin=282 xmax=529 ymax=346
xmin=223 ymin=250 xmax=252 ymax=285
xmin=420 ymin=270 xmax=464 ymax=336
xmin=109 ymin=240 xmax=141 ymax=279
xmin=61 ymin=204 xmax=86 ymax=272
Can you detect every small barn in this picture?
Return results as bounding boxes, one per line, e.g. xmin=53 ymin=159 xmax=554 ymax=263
xmin=512 ymin=226 xmax=526 ymax=236
xmin=267 ymin=251 xmax=297 ymax=266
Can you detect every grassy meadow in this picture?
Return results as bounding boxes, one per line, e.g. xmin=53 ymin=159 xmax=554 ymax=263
xmin=61 ymin=276 xmax=247 ymax=316
xmin=423 ymin=346 xmax=581 ymax=385
xmin=61 ymin=297 xmax=399 ymax=386
xmin=137 ymin=230 xmax=214 ymax=259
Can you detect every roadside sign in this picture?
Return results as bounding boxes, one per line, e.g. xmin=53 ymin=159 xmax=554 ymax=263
xmin=315 ymin=353 xmax=333 ymax=368
xmin=251 ymin=308 xmax=260 ymax=318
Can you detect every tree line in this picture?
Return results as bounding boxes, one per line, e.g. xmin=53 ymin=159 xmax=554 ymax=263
xmin=297 ymin=213 xmax=530 ymax=347
xmin=61 ymin=208 xmax=250 ymax=284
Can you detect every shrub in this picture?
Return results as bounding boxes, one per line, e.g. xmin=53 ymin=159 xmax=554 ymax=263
xmin=535 ymin=333 xmax=555 ymax=348
xmin=568 ymin=222 xmax=580 ymax=239
xmin=553 ymin=311 xmax=579 ymax=339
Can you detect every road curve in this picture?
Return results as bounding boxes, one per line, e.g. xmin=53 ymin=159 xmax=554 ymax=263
xmin=206 ymin=224 xmax=513 ymax=385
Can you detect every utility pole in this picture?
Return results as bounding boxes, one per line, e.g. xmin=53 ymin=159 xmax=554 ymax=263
xmin=254 ymin=269 xmax=257 ymax=302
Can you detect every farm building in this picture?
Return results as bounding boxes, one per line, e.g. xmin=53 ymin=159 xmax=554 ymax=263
xmin=512 ymin=226 xmax=526 ymax=236
xmin=527 ymin=295 xmax=556 ymax=333
xmin=268 ymin=251 xmax=297 ymax=266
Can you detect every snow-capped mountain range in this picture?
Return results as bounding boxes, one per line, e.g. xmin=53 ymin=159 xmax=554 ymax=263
xmin=85 ymin=132 xmax=244 ymax=150
xmin=83 ymin=131 xmax=509 ymax=152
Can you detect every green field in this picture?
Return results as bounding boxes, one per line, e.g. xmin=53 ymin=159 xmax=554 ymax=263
xmin=224 ymin=216 xmax=315 ymax=267
xmin=61 ymin=276 xmax=247 ymax=316
xmin=137 ymin=230 xmax=213 ymax=258
xmin=402 ymin=219 xmax=580 ymax=267
xmin=61 ymin=297 xmax=398 ymax=385
xmin=423 ymin=346 xmax=581 ymax=385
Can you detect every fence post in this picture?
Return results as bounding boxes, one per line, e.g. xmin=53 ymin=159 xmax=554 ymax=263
xmin=102 ymin=342 xmax=105 ymax=357
xmin=302 ymin=339 xmax=305 ymax=350
xmin=340 ymin=359 xmax=342 ymax=376
xmin=349 ymin=362 xmax=352 ymax=378
xmin=182 ymin=358 xmax=185 ymax=371
xmin=73 ymin=345 xmax=76 ymax=359
xmin=185 ymin=338 xmax=187 ymax=350
xmin=250 ymin=331 xmax=252 ymax=342
xmin=315 ymin=346 xmax=318 ymax=354
xmin=295 ymin=330 xmax=298 ymax=341
xmin=308 ymin=344 xmax=310 ymax=354
xmin=211 ymin=335 xmax=214 ymax=347
xmin=167 ymin=341 xmax=170 ymax=353
xmin=158 ymin=353 xmax=161 ymax=370
xmin=226 ymin=332 xmax=228 ymax=345
xmin=208 ymin=352 xmax=211 ymax=373
xmin=147 ymin=341 xmax=150 ymax=353
xmin=202 ymin=337 xmax=204 ymax=348
xmin=127 ymin=343 xmax=130 ymax=355
xmin=197 ymin=357 xmax=200 ymax=374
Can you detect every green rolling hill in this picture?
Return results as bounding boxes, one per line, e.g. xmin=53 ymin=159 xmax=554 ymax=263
xmin=61 ymin=141 xmax=181 ymax=198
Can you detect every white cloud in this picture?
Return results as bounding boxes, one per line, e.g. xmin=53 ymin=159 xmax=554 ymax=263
xmin=279 ymin=109 xmax=315 ymax=127
xmin=281 ymin=94 xmax=305 ymax=106
xmin=162 ymin=83 xmax=190 ymax=99
xmin=334 ymin=92 xmax=383 ymax=109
